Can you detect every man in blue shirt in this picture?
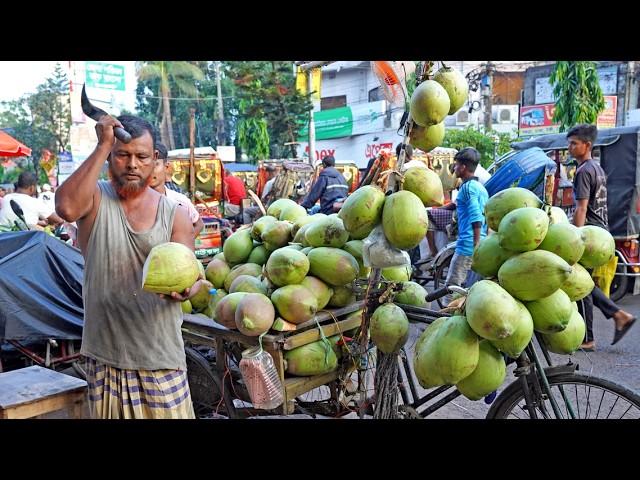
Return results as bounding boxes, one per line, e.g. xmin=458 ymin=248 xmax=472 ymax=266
xmin=444 ymin=147 xmax=488 ymax=296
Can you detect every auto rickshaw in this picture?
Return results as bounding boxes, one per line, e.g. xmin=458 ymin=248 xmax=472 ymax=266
xmin=510 ymin=125 xmax=640 ymax=301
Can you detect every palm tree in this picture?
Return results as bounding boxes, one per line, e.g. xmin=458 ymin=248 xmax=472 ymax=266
xmin=137 ymin=61 xmax=205 ymax=150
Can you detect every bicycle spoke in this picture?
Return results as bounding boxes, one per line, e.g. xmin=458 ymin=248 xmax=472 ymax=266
xmin=575 ymin=384 xmax=580 ymax=419
xmin=595 ymin=389 xmax=606 ymax=419
xmin=585 ymin=384 xmax=592 ymax=419
xmin=619 ymin=404 xmax=633 ymax=420
xmin=606 ymin=396 xmax=620 ymax=419
xmin=511 ymin=407 xmax=526 ymax=419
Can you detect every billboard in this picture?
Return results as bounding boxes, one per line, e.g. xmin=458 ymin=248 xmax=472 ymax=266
xmin=520 ymin=96 xmax=618 ymax=136
xmin=298 ymin=101 xmax=387 ymax=140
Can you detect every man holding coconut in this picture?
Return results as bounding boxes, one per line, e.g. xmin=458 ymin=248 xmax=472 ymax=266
xmin=56 ymin=114 xmax=205 ymax=419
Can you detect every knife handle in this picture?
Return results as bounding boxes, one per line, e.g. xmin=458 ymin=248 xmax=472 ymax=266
xmin=115 ymin=127 xmax=132 ymax=144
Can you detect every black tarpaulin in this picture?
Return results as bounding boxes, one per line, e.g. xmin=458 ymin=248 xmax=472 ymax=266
xmin=0 ymin=231 xmax=84 ymax=341
xmin=511 ymin=126 xmax=640 ymax=151
xmin=600 ymin=130 xmax=640 ymax=238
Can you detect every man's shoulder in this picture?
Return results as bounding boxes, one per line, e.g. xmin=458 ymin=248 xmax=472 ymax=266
xmin=578 ymin=159 xmax=603 ymax=174
xmin=165 ymin=188 xmax=192 ymax=205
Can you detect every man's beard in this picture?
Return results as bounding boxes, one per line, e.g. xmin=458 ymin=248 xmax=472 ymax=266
xmin=109 ymin=165 xmax=151 ymax=200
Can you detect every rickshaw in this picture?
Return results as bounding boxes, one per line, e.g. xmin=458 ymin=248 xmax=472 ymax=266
xmin=257 ymin=159 xmax=316 ymax=205
xmin=167 ymin=149 xmax=226 ymax=262
xmin=334 ymin=161 xmax=360 ymax=193
xmin=511 ymin=126 xmax=640 ymax=302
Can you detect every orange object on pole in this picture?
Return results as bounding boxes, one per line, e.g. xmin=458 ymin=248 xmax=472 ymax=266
xmin=0 ymin=130 xmax=32 ymax=157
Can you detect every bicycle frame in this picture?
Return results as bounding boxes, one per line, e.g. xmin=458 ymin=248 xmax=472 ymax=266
xmin=395 ymin=286 xmax=583 ymax=420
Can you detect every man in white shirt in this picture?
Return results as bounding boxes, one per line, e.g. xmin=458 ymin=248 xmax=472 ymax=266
xmin=0 ymin=172 xmax=64 ymax=229
xmin=260 ymin=165 xmax=278 ymax=203
xmin=151 ymin=144 xmax=204 ymax=237
xmin=38 ymin=183 xmax=56 ymax=210
xmin=242 ymin=164 xmax=279 ymax=224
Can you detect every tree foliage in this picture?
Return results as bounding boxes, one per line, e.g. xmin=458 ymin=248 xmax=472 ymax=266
xmin=135 ymin=61 xmax=311 ymax=162
xmin=549 ymin=61 xmax=605 ymax=132
xmin=0 ymin=62 xmax=70 ymax=184
xmin=442 ymin=126 xmax=517 ymax=168
xmin=136 ymin=61 xmax=205 ymax=150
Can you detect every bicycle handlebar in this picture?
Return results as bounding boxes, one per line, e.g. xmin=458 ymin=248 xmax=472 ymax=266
xmin=425 ymin=285 xmax=468 ymax=302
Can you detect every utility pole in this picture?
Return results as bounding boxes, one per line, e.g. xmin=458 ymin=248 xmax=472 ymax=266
xmin=189 ymin=107 xmax=196 ymax=199
xmin=307 ymin=68 xmax=316 ymax=165
xmin=297 ymin=61 xmax=333 ymax=165
xmin=215 ymin=61 xmax=226 ymax=146
xmin=482 ymin=61 xmax=494 ymax=131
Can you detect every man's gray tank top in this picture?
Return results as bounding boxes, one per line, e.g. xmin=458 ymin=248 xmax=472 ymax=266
xmin=80 ymin=181 xmax=187 ymax=371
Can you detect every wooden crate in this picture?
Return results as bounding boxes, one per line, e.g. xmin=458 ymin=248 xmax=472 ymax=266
xmin=0 ymin=366 xmax=87 ymax=419
xmin=182 ymin=301 xmax=363 ymax=415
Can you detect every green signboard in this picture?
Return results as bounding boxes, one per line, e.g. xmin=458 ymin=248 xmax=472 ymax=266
xmin=298 ymin=101 xmax=386 ymax=141
xmin=299 ymin=106 xmax=353 ymax=140
xmin=85 ymin=61 xmax=125 ymax=91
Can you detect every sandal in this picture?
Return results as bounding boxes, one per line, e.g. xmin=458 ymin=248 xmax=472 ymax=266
xmin=580 ymin=342 xmax=596 ymax=352
xmin=612 ymin=317 xmax=637 ymax=345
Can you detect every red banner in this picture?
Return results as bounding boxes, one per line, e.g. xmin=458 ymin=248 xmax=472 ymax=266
xmin=597 ymin=96 xmax=617 ymax=129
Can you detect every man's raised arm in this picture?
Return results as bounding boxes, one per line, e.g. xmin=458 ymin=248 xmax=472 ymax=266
xmin=55 ymin=116 xmax=123 ymax=222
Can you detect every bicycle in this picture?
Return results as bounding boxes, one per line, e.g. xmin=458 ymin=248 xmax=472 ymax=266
xmin=395 ymin=285 xmax=640 ymax=419
xmin=183 ymin=284 xmax=640 ymax=419
xmin=411 ymin=242 xmax=455 ymax=309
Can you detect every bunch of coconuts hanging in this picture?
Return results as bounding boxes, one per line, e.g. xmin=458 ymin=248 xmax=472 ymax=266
xmin=409 ymin=65 xmax=469 ymax=153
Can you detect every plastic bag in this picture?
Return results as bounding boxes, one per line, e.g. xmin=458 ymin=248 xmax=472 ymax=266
xmin=591 ymin=255 xmax=618 ymax=298
xmin=362 ymin=225 xmax=412 ymax=269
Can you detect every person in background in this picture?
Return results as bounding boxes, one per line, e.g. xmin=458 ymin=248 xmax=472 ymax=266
xmin=242 ymin=164 xmax=278 ymax=224
xmin=260 ymin=164 xmax=278 ymax=205
xmin=0 ymin=172 xmax=64 ymax=229
xmin=567 ymin=124 xmax=636 ymax=351
xmin=164 ymin=155 xmax=184 ymax=193
xmin=152 ymin=143 xmax=204 ymax=238
xmin=301 ymin=155 xmax=349 ymax=215
xmin=398 ymin=143 xmax=427 ymax=171
xmin=38 ymin=183 xmax=55 ymax=211
xmin=0 ymin=186 xmax=6 ymax=209
xmin=443 ymin=147 xmax=489 ymax=302
xmin=223 ymin=169 xmax=247 ymax=220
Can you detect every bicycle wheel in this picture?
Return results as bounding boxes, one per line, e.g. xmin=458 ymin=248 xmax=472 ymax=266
xmin=487 ymin=372 xmax=640 ymax=419
xmin=185 ymin=346 xmax=236 ymax=418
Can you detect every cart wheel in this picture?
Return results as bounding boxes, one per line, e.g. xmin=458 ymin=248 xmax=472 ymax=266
xmin=608 ymin=254 xmax=629 ymax=303
xmin=185 ymin=346 xmax=236 ymax=418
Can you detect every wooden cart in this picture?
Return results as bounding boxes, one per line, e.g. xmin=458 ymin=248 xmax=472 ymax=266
xmin=182 ymin=302 xmax=363 ymax=415
xmin=182 ymin=301 xmax=364 ymax=417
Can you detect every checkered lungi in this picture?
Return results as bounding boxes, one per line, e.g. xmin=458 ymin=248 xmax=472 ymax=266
xmin=85 ymin=357 xmax=195 ymax=419
xmin=427 ymin=208 xmax=454 ymax=232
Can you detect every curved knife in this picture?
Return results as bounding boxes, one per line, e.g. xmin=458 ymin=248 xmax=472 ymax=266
xmin=81 ymin=84 xmax=132 ymax=144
